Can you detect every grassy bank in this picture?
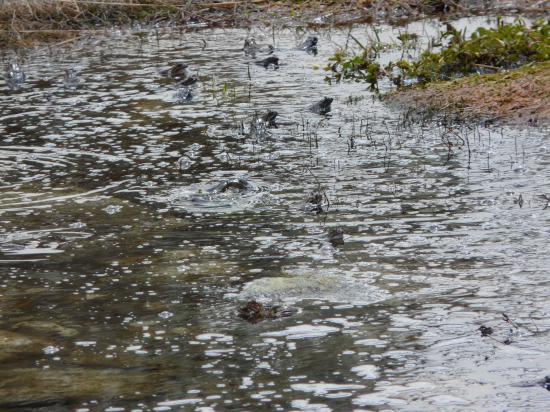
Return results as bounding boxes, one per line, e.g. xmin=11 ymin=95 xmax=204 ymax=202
xmin=1 ymin=0 xmax=548 ymax=48
xmin=326 ymin=18 xmax=550 ymax=125
xmin=388 ymin=61 xmax=550 ymax=125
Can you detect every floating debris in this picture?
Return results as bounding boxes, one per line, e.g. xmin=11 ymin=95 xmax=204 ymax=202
xmin=103 ymin=205 xmax=123 ymax=215
xmin=238 ymin=300 xmax=294 ymax=323
xmin=5 ymin=62 xmax=26 ymax=90
xmin=309 ymin=97 xmax=333 ymax=115
xmin=255 ymin=56 xmax=279 ymax=69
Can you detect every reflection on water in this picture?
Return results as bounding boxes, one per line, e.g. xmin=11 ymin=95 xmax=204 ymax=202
xmin=1 ymin=16 xmax=550 ymax=411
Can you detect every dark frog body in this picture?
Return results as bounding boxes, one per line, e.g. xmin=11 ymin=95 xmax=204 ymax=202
xmin=209 ymin=177 xmax=253 ymax=194
xmin=260 ymin=110 xmax=278 ymax=127
xmin=161 ymin=63 xmax=189 ymax=80
xmin=299 ymin=36 xmax=318 ymax=55
xmin=178 ymin=76 xmax=198 ymax=87
xmin=309 ymin=97 xmax=333 ymax=115
xmin=327 ymin=227 xmax=344 ymax=246
xmin=255 ymin=56 xmax=279 ymax=70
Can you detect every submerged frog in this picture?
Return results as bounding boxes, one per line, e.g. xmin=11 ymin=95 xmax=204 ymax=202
xmin=309 ymin=97 xmax=333 ymax=115
xmin=255 ymin=56 xmax=279 ymax=70
xmin=238 ymin=300 xmax=294 ymax=323
xmin=209 ymin=177 xmax=253 ymax=194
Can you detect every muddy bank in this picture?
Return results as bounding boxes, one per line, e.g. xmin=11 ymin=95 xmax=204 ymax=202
xmin=387 ymin=61 xmax=550 ymax=126
xmin=0 ymin=0 xmax=548 ymax=48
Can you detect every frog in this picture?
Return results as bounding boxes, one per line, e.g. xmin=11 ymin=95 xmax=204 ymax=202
xmin=160 ymin=62 xmax=189 ymax=80
xmin=309 ymin=97 xmax=333 ymax=115
xmin=255 ymin=56 xmax=279 ymax=70
xmin=299 ymin=36 xmax=318 ymax=55
xmin=238 ymin=300 xmax=294 ymax=323
xmin=209 ymin=177 xmax=253 ymax=194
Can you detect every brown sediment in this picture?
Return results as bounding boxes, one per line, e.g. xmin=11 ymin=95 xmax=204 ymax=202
xmin=0 ymin=0 xmax=548 ymax=48
xmin=387 ymin=61 xmax=550 ymax=126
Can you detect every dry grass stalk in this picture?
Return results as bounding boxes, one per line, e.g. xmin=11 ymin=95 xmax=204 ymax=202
xmin=1 ymin=0 xmax=548 ymax=48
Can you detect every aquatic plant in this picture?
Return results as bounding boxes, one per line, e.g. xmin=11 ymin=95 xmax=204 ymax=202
xmin=325 ymin=48 xmax=381 ymax=90
xmin=326 ymin=19 xmax=550 ymax=88
xmin=390 ymin=18 xmax=550 ymax=85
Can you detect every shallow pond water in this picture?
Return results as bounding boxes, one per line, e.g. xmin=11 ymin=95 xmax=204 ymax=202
xmin=1 ymin=16 xmax=550 ymax=411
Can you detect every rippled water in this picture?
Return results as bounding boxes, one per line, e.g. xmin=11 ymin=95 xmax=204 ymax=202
xmin=1 ymin=17 xmax=550 ymax=411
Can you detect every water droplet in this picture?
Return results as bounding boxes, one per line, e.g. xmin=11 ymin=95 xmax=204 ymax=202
xmin=159 ymin=311 xmax=174 ymax=319
xmin=103 ymin=205 xmax=123 ymax=215
xmin=42 ymin=345 xmax=60 ymax=355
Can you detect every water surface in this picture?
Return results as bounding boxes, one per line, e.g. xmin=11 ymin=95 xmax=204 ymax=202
xmin=1 ymin=17 xmax=550 ymax=411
